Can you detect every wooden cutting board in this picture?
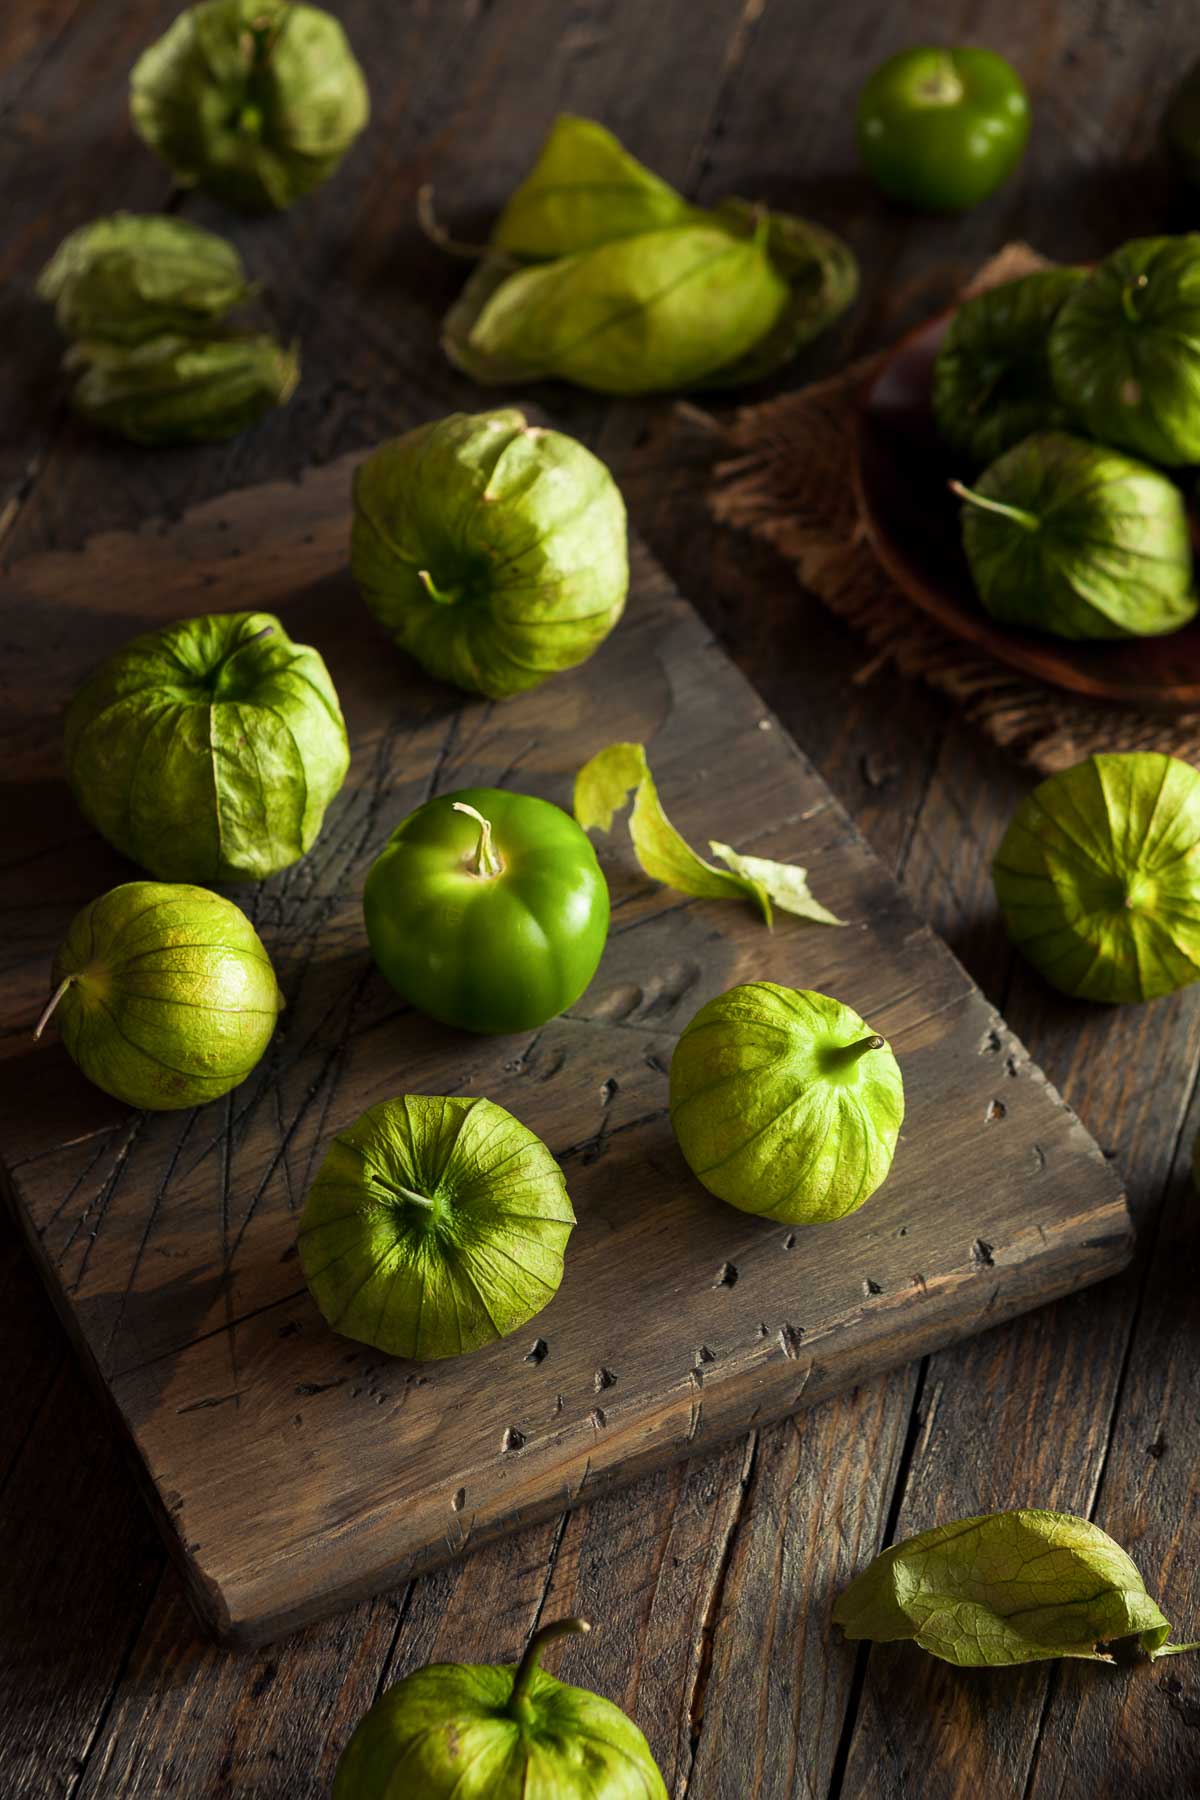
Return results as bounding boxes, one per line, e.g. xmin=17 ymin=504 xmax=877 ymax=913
xmin=0 ymin=453 xmax=1131 ymax=1648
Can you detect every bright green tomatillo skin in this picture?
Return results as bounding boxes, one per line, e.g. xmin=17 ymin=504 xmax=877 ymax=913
xmin=36 ymin=881 xmax=283 ymax=1110
xmin=65 ymin=610 xmax=349 ymax=882
xmin=953 ymin=431 xmax=1196 ymax=640
xmin=332 ymin=1617 xmax=667 ymax=1799
xmin=993 ymin=753 xmax=1200 ymax=1004
xmin=298 ymin=1095 xmax=574 ymax=1360
xmin=669 ymin=983 xmax=904 ymax=1224
xmin=363 ymin=787 xmax=610 ymax=1035
xmin=857 ymin=46 xmax=1030 ymax=213
xmin=1047 ymin=236 xmax=1200 ymax=465
xmin=352 ymin=409 xmax=628 ymax=700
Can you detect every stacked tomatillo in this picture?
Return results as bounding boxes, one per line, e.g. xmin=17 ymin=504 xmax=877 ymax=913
xmin=37 ymin=213 xmax=298 ymax=443
xmin=932 ymin=236 xmax=1200 ymax=644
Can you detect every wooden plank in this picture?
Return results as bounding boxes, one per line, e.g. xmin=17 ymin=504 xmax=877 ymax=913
xmin=2 ymin=452 xmax=1129 ymax=1647
xmin=833 ymin=725 xmax=1200 ymax=1800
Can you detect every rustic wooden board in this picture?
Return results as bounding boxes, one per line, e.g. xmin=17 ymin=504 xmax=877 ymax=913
xmin=0 ymin=452 xmax=1132 ymax=1647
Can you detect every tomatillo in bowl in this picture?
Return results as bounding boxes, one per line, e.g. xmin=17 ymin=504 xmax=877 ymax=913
xmin=363 ymin=787 xmax=609 ymax=1034
xmin=857 ymin=46 xmax=1030 ymax=213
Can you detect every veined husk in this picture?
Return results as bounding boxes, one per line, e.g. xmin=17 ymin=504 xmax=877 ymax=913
xmin=298 ymin=1095 xmax=575 ymax=1361
xmin=130 ymin=0 xmax=369 ymax=211
xmin=37 ymin=213 xmax=253 ymax=344
xmin=933 ymin=266 xmax=1088 ymax=467
xmin=64 ymin=331 xmax=298 ymax=444
xmin=65 ymin=609 xmax=348 ymax=882
xmin=41 ymin=881 xmax=283 ymax=1111
xmin=1048 ymin=235 xmax=1200 ymax=465
xmin=993 ymin=751 xmax=1200 ymax=1003
xmin=955 ymin=430 xmax=1196 ymax=640
xmin=669 ymin=982 xmax=904 ymax=1224
xmin=351 ymin=408 xmax=628 ymax=699
xmin=437 ymin=113 xmax=857 ymax=393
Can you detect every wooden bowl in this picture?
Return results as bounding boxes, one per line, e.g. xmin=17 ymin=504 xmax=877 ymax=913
xmin=854 ymin=308 xmax=1200 ymax=712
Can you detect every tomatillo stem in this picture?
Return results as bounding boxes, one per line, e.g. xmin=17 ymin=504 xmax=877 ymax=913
xmin=916 ymin=51 xmax=965 ymax=107
xmin=452 ymin=801 xmax=504 ymax=878
xmin=416 ymin=184 xmax=492 ymax=259
xmin=34 ymin=975 xmax=75 ymax=1040
xmin=508 ymin=1618 xmax=591 ymax=1721
xmin=832 ymin=1034 xmax=886 ymax=1066
xmin=949 ymin=480 xmax=1040 ymax=533
xmin=418 ymin=568 xmax=463 ymax=605
xmin=1121 ymin=272 xmax=1149 ymax=324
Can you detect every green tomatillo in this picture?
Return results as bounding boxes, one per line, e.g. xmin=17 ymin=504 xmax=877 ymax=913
xmin=332 ymin=1617 xmax=667 ymax=1799
xmin=857 ymin=46 xmax=1031 ymax=213
xmin=299 ymin=1094 xmax=574 ymax=1360
xmin=669 ymin=982 xmax=904 ymax=1224
xmin=65 ymin=610 xmax=349 ymax=882
xmin=363 ymin=787 xmax=609 ymax=1035
xmin=351 ymin=409 xmax=628 ymax=700
xmin=952 ymin=431 xmax=1196 ymax=640
xmin=1047 ymin=236 xmax=1200 ymax=465
xmin=63 ymin=331 xmax=298 ymax=446
xmin=35 ymin=881 xmax=283 ymax=1109
xmin=130 ymin=0 xmax=369 ymax=211
xmin=37 ymin=213 xmax=253 ymax=345
xmin=993 ymin=752 xmax=1200 ymax=1004
xmin=932 ymin=267 xmax=1088 ymax=467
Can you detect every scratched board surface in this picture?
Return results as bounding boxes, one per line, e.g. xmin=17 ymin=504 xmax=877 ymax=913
xmin=0 ymin=453 xmax=1131 ymax=1646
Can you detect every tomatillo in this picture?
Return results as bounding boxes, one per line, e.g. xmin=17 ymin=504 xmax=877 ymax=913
xmin=857 ymin=46 xmax=1030 ymax=213
xmin=333 ymin=1617 xmax=667 ymax=1798
xmin=363 ymin=787 xmax=609 ymax=1034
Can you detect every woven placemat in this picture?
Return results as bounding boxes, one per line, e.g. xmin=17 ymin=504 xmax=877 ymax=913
xmin=709 ymin=244 xmax=1200 ymax=774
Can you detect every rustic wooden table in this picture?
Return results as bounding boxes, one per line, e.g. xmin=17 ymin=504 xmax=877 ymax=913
xmin=1 ymin=3 xmax=1197 ymax=1796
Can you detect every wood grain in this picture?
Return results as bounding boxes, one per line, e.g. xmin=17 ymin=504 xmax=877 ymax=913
xmin=3 ymin=0 xmax=1200 ymax=1794
xmin=1 ymin=452 xmax=1129 ymax=1646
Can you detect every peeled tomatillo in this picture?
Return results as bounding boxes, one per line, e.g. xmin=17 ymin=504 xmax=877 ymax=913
xmin=333 ymin=1617 xmax=667 ymax=1799
xmin=857 ymin=46 xmax=1030 ymax=213
xmin=363 ymin=787 xmax=609 ymax=1034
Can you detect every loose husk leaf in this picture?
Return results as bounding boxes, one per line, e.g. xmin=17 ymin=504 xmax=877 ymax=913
xmin=437 ymin=113 xmax=857 ymax=394
xmin=574 ymin=741 xmax=843 ymax=927
xmin=834 ymin=1509 xmax=1199 ymax=1669
xmin=490 ymin=112 xmax=701 ymax=259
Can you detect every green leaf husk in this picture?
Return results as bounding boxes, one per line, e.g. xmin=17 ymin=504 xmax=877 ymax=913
xmin=834 ymin=1509 xmax=1198 ymax=1669
xmin=491 ymin=112 xmax=703 ymax=258
xmin=39 ymin=880 xmax=283 ymax=1112
xmin=351 ymin=408 xmax=628 ymax=700
xmin=64 ymin=610 xmax=348 ymax=882
xmin=298 ymin=1095 xmax=575 ymax=1361
xmin=955 ymin=431 xmax=1197 ymax=641
xmin=436 ymin=114 xmax=857 ymax=394
xmin=37 ymin=213 xmax=255 ymax=345
xmin=932 ymin=265 xmax=1088 ymax=468
xmin=992 ymin=751 xmax=1200 ymax=1004
xmin=331 ymin=1613 xmax=667 ymax=1798
xmin=1047 ymin=235 xmax=1200 ymax=466
xmin=63 ymin=331 xmax=299 ymax=445
xmin=669 ymin=982 xmax=903 ymax=1223
xmin=574 ymin=741 xmax=843 ymax=927
xmin=129 ymin=0 xmax=370 ymax=212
